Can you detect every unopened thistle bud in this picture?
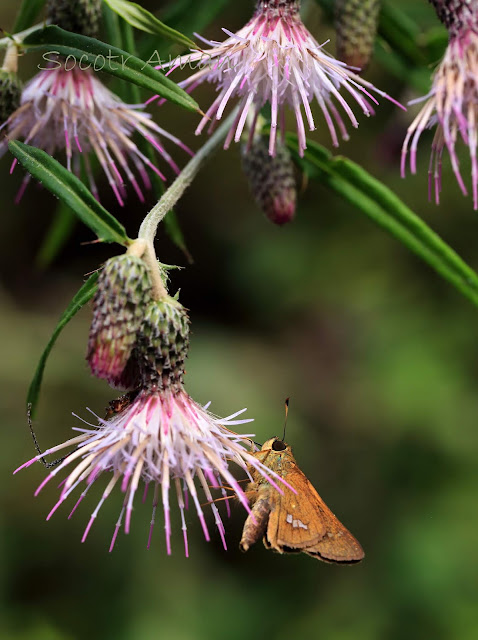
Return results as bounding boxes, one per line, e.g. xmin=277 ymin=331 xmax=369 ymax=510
xmin=0 ymin=71 xmax=21 ymax=124
xmin=138 ymin=297 xmax=190 ymax=391
xmin=335 ymin=0 xmax=381 ymax=70
xmin=242 ymin=137 xmax=297 ymax=225
xmin=87 ymin=255 xmax=153 ymax=389
xmin=46 ymin=0 xmax=102 ymax=38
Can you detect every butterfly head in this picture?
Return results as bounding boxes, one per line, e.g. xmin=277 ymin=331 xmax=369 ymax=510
xmin=261 ymin=437 xmax=290 ymax=453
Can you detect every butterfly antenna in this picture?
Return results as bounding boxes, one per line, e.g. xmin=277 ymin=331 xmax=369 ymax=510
xmin=27 ymin=404 xmax=65 ymax=469
xmin=282 ymin=397 xmax=290 ymax=442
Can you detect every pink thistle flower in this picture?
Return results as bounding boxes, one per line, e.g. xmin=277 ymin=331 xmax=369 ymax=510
xmin=15 ymin=391 xmax=286 ymax=555
xmin=16 ymin=295 xmax=289 ymax=553
xmin=158 ymin=0 xmax=402 ymax=157
xmin=1 ymin=64 xmax=193 ymax=205
xmin=401 ymin=1 xmax=478 ymax=209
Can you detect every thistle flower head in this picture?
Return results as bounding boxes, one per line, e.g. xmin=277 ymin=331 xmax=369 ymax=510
xmin=18 ymin=279 xmax=289 ymax=552
xmin=16 ymin=390 xmax=287 ymax=554
xmin=402 ymin=0 xmax=478 ymax=208
xmin=161 ymin=0 xmax=401 ymax=157
xmin=429 ymin=0 xmax=478 ymax=38
xmin=1 ymin=64 xmax=192 ymax=204
xmin=241 ymin=136 xmax=297 ymax=225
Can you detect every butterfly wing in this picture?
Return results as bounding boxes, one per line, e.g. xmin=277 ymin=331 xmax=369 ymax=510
xmin=264 ymin=467 xmax=327 ymax=553
xmin=265 ymin=465 xmax=364 ymax=563
xmin=304 ymin=487 xmax=365 ymax=563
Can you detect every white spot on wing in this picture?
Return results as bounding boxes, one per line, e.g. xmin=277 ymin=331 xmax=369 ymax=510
xmin=286 ymin=514 xmax=308 ymax=530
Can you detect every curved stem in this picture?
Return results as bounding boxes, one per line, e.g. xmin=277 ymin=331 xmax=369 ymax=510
xmin=0 ymin=23 xmax=47 ymax=49
xmin=138 ymin=108 xmax=238 ymax=244
xmin=2 ymin=43 xmax=18 ymax=73
xmin=127 ymin=238 xmax=168 ymax=300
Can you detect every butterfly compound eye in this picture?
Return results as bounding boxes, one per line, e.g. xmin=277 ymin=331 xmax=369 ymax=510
xmin=272 ymin=439 xmax=287 ymax=452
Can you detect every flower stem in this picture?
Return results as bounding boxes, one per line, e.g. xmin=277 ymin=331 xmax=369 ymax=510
xmin=0 ymin=23 xmax=47 ymax=49
xmin=138 ymin=108 xmax=238 ymax=244
xmin=2 ymin=43 xmax=18 ymax=73
xmin=126 ymin=239 xmax=168 ymax=300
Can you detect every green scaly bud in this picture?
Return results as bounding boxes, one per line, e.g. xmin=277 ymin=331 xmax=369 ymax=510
xmin=138 ymin=297 xmax=190 ymax=391
xmin=335 ymin=0 xmax=381 ymax=71
xmin=0 ymin=71 xmax=21 ymax=124
xmin=46 ymin=0 xmax=103 ymax=38
xmin=241 ymin=137 xmax=297 ymax=226
xmin=87 ymin=255 xmax=153 ymax=390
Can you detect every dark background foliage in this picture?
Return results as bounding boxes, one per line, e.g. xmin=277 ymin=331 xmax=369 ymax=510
xmin=1 ymin=1 xmax=478 ymax=639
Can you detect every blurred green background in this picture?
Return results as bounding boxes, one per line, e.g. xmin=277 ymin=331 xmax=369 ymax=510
xmin=2 ymin=1 xmax=478 ymax=639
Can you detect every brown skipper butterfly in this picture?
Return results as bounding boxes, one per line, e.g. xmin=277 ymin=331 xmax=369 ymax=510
xmin=240 ymin=402 xmax=364 ymax=563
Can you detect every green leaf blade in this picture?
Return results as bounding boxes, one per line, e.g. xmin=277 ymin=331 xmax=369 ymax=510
xmin=103 ymin=0 xmax=196 ymax=49
xmin=290 ymin=136 xmax=478 ymax=310
xmin=9 ymin=140 xmax=130 ymax=246
xmin=13 ymin=0 xmax=46 ymax=33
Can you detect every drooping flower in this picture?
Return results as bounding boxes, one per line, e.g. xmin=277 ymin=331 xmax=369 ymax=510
xmin=16 ymin=291 xmax=287 ymax=553
xmin=158 ymin=0 xmax=401 ymax=157
xmin=1 ymin=63 xmax=192 ymax=204
xmin=401 ymin=0 xmax=478 ymax=209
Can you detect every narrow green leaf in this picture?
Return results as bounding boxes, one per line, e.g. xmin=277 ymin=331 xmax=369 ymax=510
xmin=136 ymin=0 xmax=229 ymax=62
xmin=102 ymin=2 xmax=124 ymax=50
xmin=22 ymin=25 xmax=200 ymax=112
xmin=379 ymin=0 xmax=426 ymax=66
xmin=9 ymin=140 xmax=130 ymax=246
xmin=27 ymin=273 xmax=99 ymax=419
xmin=289 ymin=136 xmax=478 ymax=309
xmin=36 ymin=202 xmax=77 ymax=268
xmin=119 ymin=19 xmax=141 ymax=103
xmin=13 ymin=0 xmax=46 ymax=33
xmin=103 ymin=0 xmax=196 ymax=50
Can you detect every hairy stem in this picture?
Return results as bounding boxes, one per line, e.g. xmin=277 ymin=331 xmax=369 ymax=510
xmin=126 ymin=239 xmax=168 ymax=300
xmin=2 ymin=43 xmax=18 ymax=73
xmin=0 ymin=23 xmax=48 ymax=49
xmin=138 ymin=108 xmax=238 ymax=244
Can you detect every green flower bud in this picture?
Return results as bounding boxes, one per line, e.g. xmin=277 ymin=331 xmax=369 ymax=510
xmin=335 ymin=0 xmax=380 ymax=71
xmin=138 ymin=297 xmax=190 ymax=391
xmin=87 ymin=255 xmax=153 ymax=389
xmin=242 ymin=137 xmax=296 ymax=226
xmin=46 ymin=0 xmax=103 ymax=38
xmin=0 ymin=71 xmax=21 ymax=124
